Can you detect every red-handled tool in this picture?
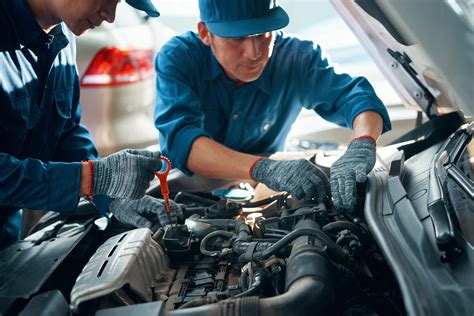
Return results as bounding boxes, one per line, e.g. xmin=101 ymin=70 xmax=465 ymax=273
xmin=155 ymin=156 xmax=172 ymax=226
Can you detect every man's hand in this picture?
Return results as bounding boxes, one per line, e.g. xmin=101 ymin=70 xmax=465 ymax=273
xmin=330 ymin=137 xmax=376 ymax=212
xmin=251 ymin=158 xmax=330 ymax=201
xmin=91 ymin=149 xmax=162 ymax=199
xmin=109 ymin=195 xmax=181 ymax=228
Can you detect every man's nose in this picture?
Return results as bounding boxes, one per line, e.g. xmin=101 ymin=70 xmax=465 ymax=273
xmin=100 ymin=0 xmax=119 ymax=23
xmin=242 ymin=37 xmax=262 ymax=60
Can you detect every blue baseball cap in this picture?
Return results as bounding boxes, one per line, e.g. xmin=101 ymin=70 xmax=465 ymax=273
xmin=125 ymin=0 xmax=160 ymax=17
xmin=199 ymin=0 xmax=289 ymax=38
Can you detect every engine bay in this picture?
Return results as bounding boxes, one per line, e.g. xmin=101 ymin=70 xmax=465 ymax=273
xmin=68 ymin=192 xmax=404 ymax=315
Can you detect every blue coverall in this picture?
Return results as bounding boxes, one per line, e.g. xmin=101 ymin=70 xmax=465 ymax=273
xmin=0 ymin=0 xmax=108 ymax=248
xmin=154 ymin=31 xmax=391 ymax=175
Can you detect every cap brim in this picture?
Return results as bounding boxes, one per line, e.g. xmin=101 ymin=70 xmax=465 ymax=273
xmin=125 ymin=0 xmax=160 ymax=17
xmin=206 ymin=6 xmax=289 ymax=38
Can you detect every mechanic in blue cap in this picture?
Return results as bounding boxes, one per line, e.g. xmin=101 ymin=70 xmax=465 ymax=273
xmin=154 ymin=0 xmax=391 ymax=212
xmin=0 ymin=0 xmax=178 ymax=249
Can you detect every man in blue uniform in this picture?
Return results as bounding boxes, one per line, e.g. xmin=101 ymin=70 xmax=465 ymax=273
xmin=0 ymin=0 xmax=177 ymax=248
xmin=154 ymin=0 xmax=391 ymax=212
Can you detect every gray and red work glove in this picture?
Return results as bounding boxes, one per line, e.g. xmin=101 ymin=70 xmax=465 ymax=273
xmin=250 ymin=158 xmax=330 ymax=201
xmin=330 ymin=136 xmax=377 ymax=212
xmin=90 ymin=149 xmax=162 ymax=200
xmin=109 ymin=196 xmax=181 ymax=228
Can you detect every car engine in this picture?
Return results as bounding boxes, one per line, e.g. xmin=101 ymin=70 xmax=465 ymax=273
xmin=68 ymin=192 xmax=405 ymax=316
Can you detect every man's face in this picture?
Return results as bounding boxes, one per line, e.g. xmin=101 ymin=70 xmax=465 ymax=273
xmin=61 ymin=0 xmax=120 ymax=36
xmin=198 ymin=23 xmax=276 ymax=83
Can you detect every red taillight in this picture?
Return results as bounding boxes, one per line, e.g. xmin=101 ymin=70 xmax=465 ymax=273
xmin=80 ymin=47 xmax=154 ymax=87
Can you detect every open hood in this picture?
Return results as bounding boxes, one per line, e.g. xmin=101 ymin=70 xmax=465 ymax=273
xmin=330 ymin=0 xmax=473 ymax=118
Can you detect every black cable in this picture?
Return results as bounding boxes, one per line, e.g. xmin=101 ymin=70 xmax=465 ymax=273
xmin=262 ymin=233 xmax=285 ymax=239
xmin=242 ymin=193 xmax=287 ymax=208
xmin=265 ymin=228 xmax=290 ymax=234
xmin=323 ymin=221 xmax=369 ymax=244
xmin=241 ymin=227 xmax=366 ymax=276
xmin=234 ymin=272 xmax=263 ymax=298
xmin=239 ymin=268 xmax=250 ymax=290
xmin=200 ymin=230 xmax=234 ymax=256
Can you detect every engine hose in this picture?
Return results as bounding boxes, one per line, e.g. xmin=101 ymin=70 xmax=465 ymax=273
xmin=169 ymin=220 xmax=336 ymax=316
xmin=323 ymin=221 xmax=369 ymax=244
xmin=239 ymin=268 xmax=250 ymax=290
xmin=237 ymin=228 xmax=329 ymax=259
xmin=234 ymin=271 xmax=264 ymax=298
xmin=177 ymin=297 xmax=215 ymax=309
xmin=238 ymin=227 xmax=365 ymax=276
xmin=200 ymin=230 xmax=234 ymax=256
xmin=241 ymin=193 xmax=287 ymax=208
xmin=169 ymin=278 xmax=331 ymax=316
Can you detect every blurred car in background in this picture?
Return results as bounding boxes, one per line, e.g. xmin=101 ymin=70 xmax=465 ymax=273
xmin=76 ymin=4 xmax=175 ymax=156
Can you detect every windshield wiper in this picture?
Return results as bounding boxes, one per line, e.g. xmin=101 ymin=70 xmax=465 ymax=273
xmin=428 ymin=151 xmax=461 ymax=263
xmin=427 ymin=125 xmax=473 ymax=262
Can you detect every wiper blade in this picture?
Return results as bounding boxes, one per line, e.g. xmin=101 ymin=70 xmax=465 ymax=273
xmin=426 ymin=125 xmax=473 ymax=262
xmin=428 ymin=151 xmax=461 ymax=263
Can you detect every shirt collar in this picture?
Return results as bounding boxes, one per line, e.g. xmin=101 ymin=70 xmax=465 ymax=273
xmin=3 ymin=0 xmax=58 ymax=50
xmin=204 ymin=52 xmax=223 ymax=81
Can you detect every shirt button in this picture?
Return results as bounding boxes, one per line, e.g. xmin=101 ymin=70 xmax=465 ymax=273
xmin=232 ymin=114 xmax=240 ymax=120
xmin=263 ymin=123 xmax=270 ymax=130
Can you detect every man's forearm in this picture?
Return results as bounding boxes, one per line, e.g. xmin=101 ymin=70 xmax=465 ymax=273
xmin=187 ymin=137 xmax=259 ymax=180
xmin=352 ymin=111 xmax=383 ymax=140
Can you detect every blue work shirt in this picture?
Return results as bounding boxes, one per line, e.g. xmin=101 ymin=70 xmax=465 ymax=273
xmin=0 ymin=0 xmax=109 ymax=248
xmin=154 ymin=31 xmax=391 ymax=175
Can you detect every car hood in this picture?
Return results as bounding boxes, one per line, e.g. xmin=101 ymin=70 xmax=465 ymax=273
xmin=330 ymin=0 xmax=473 ymax=118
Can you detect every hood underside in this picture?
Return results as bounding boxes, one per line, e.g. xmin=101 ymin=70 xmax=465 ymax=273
xmin=330 ymin=0 xmax=473 ymax=118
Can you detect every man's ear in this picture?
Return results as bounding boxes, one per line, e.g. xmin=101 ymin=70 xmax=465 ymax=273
xmin=198 ymin=22 xmax=211 ymax=46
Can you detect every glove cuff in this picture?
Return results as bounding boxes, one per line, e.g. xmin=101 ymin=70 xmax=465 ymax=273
xmin=249 ymin=156 xmax=266 ymax=180
xmin=353 ymin=135 xmax=377 ymax=144
xmin=91 ymin=158 xmax=112 ymax=197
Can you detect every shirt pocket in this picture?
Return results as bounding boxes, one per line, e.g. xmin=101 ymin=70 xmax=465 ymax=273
xmin=48 ymin=88 xmax=73 ymax=139
xmin=0 ymin=94 xmax=40 ymax=131
xmin=42 ymin=88 xmax=73 ymax=159
xmin=53 ymin=88 xmax=73 ymax=120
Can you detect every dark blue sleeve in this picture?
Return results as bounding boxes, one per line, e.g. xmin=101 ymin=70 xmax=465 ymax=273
xmin=52 ymin=75 xmax=112 ymax=214
xmin=297 ymin=43 xmax=391 ymax=133
xmin=0 ymin=153 xmax=82 ymax=213
xmin=154 ymin=47 xmax=211 ymax=176
xmin=53 ymin=76 xmax=100 ymax=162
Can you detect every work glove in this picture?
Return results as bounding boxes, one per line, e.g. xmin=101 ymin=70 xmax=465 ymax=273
xmin=109 ymin=195 xmax=181 ymax=228
xmin=330 ymin=137 xmax=376 ymax=212
xmin=251 ymin=158 xmax=330 ymax=201
xmin=92 ymin=149 xmax=162 ymax=200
